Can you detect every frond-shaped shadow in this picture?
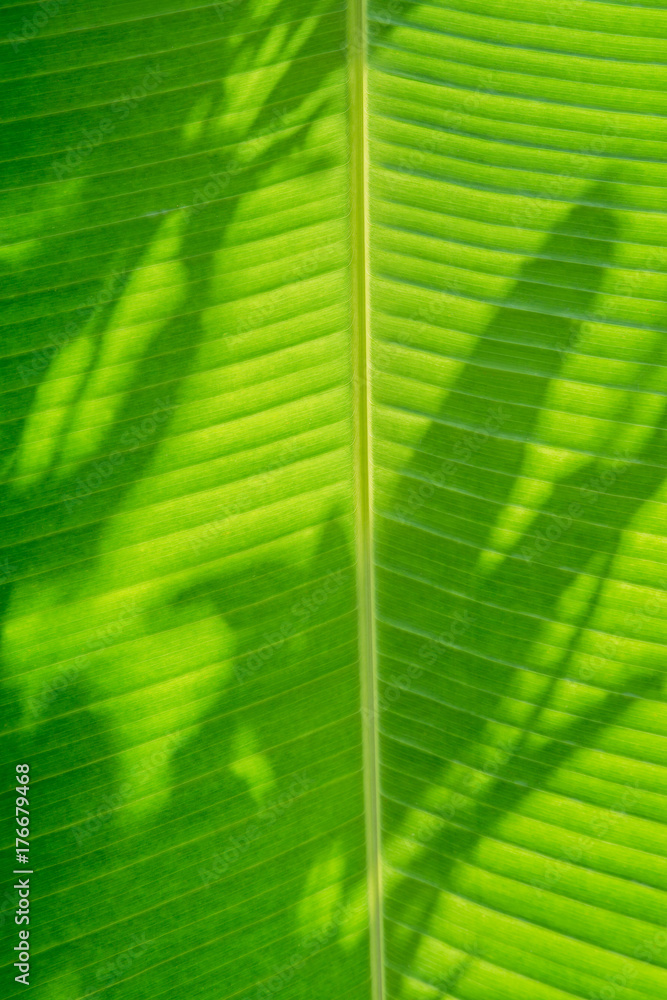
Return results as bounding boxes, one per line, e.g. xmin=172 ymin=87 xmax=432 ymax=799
xmin=376 ymin=174 xmax=667 ymax=997
xmin=0 ymin=5 xmax=370 ymax=999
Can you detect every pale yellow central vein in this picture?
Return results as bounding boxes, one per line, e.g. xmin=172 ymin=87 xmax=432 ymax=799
xmin=348 ymin=2 xmax=384 ymax=999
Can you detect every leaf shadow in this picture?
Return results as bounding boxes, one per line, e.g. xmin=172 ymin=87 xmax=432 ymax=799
xmin=0 ymin=5 xmax=371 ymax=1000
xmin=376 ymin=174 xmax=667 ymax=997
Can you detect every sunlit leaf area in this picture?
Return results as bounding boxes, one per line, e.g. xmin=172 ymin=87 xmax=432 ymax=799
xmin=1 ymin=2 xmax=666 ymax=999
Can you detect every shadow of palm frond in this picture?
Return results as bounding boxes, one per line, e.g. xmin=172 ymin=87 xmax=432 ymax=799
xmin=376 ymin=175 xmax=667 ymax=997
xmin=0 ymin=5 xmax=370 ymax=999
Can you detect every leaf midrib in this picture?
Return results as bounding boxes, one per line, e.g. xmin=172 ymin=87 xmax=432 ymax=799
xmin=348 ymin=4 xmax=385 ymax=999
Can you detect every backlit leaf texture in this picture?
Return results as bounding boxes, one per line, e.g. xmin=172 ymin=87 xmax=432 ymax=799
xmin=0 ymin=3 xmax=369 ymax=1000
xmin=369 ymin=2 xmax=667 ymax=999
xmin=1 ymin=1 xmax=666 ymax=999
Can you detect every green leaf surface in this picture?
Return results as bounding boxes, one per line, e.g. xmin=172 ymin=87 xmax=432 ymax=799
xmin=1 ymin=1 xmax=666 ymax=999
